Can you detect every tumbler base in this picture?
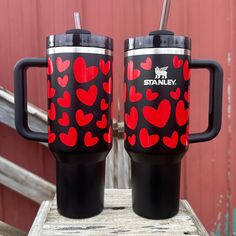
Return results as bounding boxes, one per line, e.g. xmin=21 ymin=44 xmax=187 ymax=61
xmin=131 ymin=160 xmax=181 ymax=219
xmin=56 ymin=159 xmax=105 ymax=218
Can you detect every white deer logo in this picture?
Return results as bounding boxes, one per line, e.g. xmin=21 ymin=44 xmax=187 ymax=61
xmin=155 ymin=66 xmax=168 ymax=79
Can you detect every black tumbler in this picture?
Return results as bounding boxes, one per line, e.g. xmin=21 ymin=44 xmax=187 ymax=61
xmin=124 ymin=30 xmax=223 ymax=219
xmin=14 ymin=27 xmax=113 ymax=218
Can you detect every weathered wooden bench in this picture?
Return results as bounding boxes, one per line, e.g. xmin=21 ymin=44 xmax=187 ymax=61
xmin=29 ymin=189 xmax=209 ymax=236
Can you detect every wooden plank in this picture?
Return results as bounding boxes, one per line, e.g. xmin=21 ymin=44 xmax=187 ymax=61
xmin=105 ymin=135 xmax=117 ymax=188
xmin=117 ymin=137 xmax=131 ymax=188
xmin=0 ymin=86 xmax=47 ymax=127
xmin=0 ymin=87 xmax=48 ymax=147
xmin=28 ymin=201 xmax=52 ymax=236
xmin=30 ymin=189 xmax=209 ymax=236
xmin=0 ymin=155 xmax=55 ymax=204
xmin=183 ymin=201 xmax=209 ymax=236
xmin=0 ymin=124 xmax=51 ymax=231
xmin=0 ymin=221 xmax=26 ymax=236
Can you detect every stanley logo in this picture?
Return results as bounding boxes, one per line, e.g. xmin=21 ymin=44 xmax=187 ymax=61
xmin=144 ymin=66 xmax=176 ymax=86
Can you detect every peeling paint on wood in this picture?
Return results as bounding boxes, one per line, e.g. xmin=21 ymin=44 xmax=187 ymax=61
xmin=233 ymin=208 xmax=236 ymax=236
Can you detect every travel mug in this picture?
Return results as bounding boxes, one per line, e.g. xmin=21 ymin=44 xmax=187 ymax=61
xmin=14 ymin=23 xmax=113 ymax=218
xmin=124 ymin=30 xmax=223 ymax=219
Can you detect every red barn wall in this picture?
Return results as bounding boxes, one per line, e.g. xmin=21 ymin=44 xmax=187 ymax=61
xmin=0 ymin=0 xmax=235 ymax=234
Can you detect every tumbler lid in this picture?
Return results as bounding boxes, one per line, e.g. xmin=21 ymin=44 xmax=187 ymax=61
xmin=125 ymin=30 xmax=191 ymax=51
xmin=149 ymin=29 xmax=174 ymax=35
xmin=47 ymin=12 xmax=113 ymax=50
xmin=66 ymin=28 xmax=91 ymax=34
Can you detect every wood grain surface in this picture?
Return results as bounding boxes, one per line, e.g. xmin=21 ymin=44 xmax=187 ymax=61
xmin=29 ymin=189 xmax=209 ymax=236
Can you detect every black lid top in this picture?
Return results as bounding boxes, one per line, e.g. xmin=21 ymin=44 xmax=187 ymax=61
xmin=66 ymin=28 xmax=91 ymax=34
xmin=125 ymin=30 xmax=191 ymax=51
xmin=47 ymin=28 xmax=113 ymax=50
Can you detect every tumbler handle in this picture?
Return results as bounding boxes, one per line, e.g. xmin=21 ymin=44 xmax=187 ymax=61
xmin=14 ymin=58 xmax=48 ymax=142
xmin=189 ymin=59 xmax=223 ymax=143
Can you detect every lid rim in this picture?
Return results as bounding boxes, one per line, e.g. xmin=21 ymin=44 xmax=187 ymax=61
xmin=47 ymin=34 xmax=113 ymax=50
xmin=125 ymin=47 xmax=191 ymax=57
xmin=125 ymin=35 xmax=191 ymax=51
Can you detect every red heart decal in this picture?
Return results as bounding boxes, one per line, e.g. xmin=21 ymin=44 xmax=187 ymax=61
xmin=173 ymin=55 xmax=183 ymax=68
xmin=48 ymin=126 xmax=56 ymax=144
xmin=127 ymin=61 xmax=141 ymax=80
xmin=124 ymin=83 xmax=127 ymax=102
xmin=74 ymin=57 xmax=98 ymax=83
xmin=47 ymin=80 xmax=55 ymax=99
xmin=146 ymin=89 xmax=159 ymax=101
xmin=129 ymin=85 xmax=142 ymax=102
xmin=170 ymin=88 xmax=180 ymax=100
xmin=124 ymin=132 xmax=127 ymax=141
xmin=99 ymin=59 xmax=111 ymax=75
xmin=75 ymin=109 xmax=93 ymax=126
xmin=48 ymin=103 xmax=56 ymax=120
xmin=143 ymin=100 xmax=171 ymax=128
xmin=183 ymin=60 xmax=190 ymax=80
xmin=103 ymin=77 xmax=112 ymax=94
xmin=76 ymin=85 xmax=98 ymax=106
xmin=84 ymin=131 xmax=98 ymax=147
xmin=128 ymin=134 xmax=136 ymax=146
xmin=125 ymin=107 xmax=138 ymax=130
xmin=57 ymin=91 xmax=71 ymax=108
xmin=184 ymin=89 xmax=189 ymax=102
xmin=96 ymin=114 xmax=107 ymax=129
xmin=140 ymin=57 xmax=152 ymax=70
xmin=100 ymin=98 xmax=108 ymax=110
xmin=58 ymin=112 xmax=70 ymax=126
xmin=180 ymin=134 xmax=188 ymax=146
xmin=47 ymin=58 xmax=53 ymax=75
xmin=139 ymin=128 xmax=159 ymax=148
xmin=57 ymin=75 xmax=68 ymax=87
xmin=103 ymin=126 xmax=112 ymax=143
xmin=56 ymin=57 xmax=70 ymax=73
xmin=59 ymin=127 xmax=77 ymax=147
xmin=48 ymin=132 xmax=56 ymax=144
xmin=176 ymin=100 xmax=189 ymax=126
xmin=163 ymin=131 xmax=178 ymax=148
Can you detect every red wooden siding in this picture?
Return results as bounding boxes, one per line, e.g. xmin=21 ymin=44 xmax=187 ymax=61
xmin=0 ymin=0 xmax=235 ymax=234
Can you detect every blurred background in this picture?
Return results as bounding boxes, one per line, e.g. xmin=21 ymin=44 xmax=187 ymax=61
xmin=0 ymin=0 xmax=235 ymax=235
